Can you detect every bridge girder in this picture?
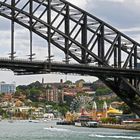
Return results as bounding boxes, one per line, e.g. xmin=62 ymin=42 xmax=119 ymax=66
xmin=0 ymin=0 xmax=140 ymax=116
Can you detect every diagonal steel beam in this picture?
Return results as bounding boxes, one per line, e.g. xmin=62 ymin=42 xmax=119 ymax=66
xmin=123 ymin=44 xmax=136 ymax=68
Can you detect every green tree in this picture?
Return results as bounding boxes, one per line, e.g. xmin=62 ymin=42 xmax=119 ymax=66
xmin=95 ymin=87 xmax=111 ymax=96
xmin=64 ymin=80 xmax=72 ymax=85
xmin=29 ymin=88 xmax=42 ymax=101
xmin=119 ymin=103 xmax=132 ymax=114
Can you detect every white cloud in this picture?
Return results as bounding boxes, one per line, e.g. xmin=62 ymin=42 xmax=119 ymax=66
xmin=67 ymin=0 xmax=89 ymax=9
xmin=0 ymin=70 xmax=15 ymax=84
xmin=120 ymin=27 xmax=140 ymax=33
xmin=123 ymin=0 xmax=140 ymax=10
xmin=97 ymin=0 xmax=124 ymax=2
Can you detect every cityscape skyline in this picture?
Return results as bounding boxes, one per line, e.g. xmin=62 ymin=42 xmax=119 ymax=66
xmin=0 ymin=0 xmax=140 ymax=85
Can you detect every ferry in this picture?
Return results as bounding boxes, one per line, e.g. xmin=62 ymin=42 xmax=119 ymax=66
xmin=75 ymin=115 xmax=99 ymax=127
xmin=75 ymin=121 xmax=99 ymax=127
xmin=86 ymin=121 xmax=99 ymax=127
xmin=74 ymin=122 xmax=82 ymax=127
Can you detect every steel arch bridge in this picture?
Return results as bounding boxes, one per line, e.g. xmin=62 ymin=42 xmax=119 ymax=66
xmin=0 ymin=0 xmax=140 ymax=116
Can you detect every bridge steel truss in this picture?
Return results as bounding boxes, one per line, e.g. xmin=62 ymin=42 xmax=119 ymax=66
xmin=0 ymin=0 xmax=140 ymax=116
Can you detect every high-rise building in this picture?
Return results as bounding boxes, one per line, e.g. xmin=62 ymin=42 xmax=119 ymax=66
xmin=0 ymin=82 xmax=16 ymax=94
xmin=46 ymin=88 xmax=64 ymax=103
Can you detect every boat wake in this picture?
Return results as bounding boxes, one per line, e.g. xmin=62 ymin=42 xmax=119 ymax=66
xmin=89 ymin=134 xmax=140 ymax=139
xmin=44 ymin=127 xmax=69 ymax=132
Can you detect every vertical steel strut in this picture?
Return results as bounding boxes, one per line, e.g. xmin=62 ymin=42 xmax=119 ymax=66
xmin=11 ymin=0 xmax=15 ymax=60
xmin=47 ymin=0 xmax=51 ymax=69
xmin=81 ymin=14 xmax=87 ymax=63
xmin=65 ymin=4 xmax=70 ymax=63
xmin=29 ymin=0 xmax=33 ymax=61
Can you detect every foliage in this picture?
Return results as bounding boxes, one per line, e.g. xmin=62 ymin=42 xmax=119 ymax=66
xmin=119 ymin=103 xmax=132 ymax=114
xmin=29 ymin=81 xmax=42 ymax=88
xmin=0 ymin=107 xmax=5 ymax=115
xmin=46 ymin=102 xmax=69 ymax=116
xmin=64 ymin=80 xmax=72 ymax=85
xmin=57 ymin=105 xmax=69 ymax=116
xmin=101 ymin=117 xmax=119 ymax=124
xmin=16 ymin=81 xmax=44 ymax=102
xmin=64 ymin=95 xmax=74 ymax=106
xmin=2 ymin=112 xmax=9 ymax=119
xmin=95 ymin=87 xmax=112 ymax=96
xmin=27 ymin=88 xmax=41 ymax=102
xmin=15 ymin=81 xmax=70 ymax=116
xmin=0 ymin=107 xmax=9 ymax=119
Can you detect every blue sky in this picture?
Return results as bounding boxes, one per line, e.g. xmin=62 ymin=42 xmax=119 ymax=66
xmin=0 ymin=0 xmax=140 ymax=85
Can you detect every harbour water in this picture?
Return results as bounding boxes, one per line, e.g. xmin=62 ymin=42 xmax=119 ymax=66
xmin=0 ymin=120 xmax=140 ymax=140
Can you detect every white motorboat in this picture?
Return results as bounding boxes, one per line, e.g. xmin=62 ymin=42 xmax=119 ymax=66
xmin=75 ymin=122 xmax=82 ymax=127
xmin=86 ymin=121 xmax=99 ymax=127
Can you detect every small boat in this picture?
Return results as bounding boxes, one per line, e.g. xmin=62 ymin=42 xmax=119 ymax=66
xmin=75 ymin=122 xmax=82 ymax=127
xmin=28 ymin=120 xmax=40 ymax=123
xmin=86 ymin=121 xmax=99 ymax=127
xmin=8 ymin=119 xmax=14 ymax=123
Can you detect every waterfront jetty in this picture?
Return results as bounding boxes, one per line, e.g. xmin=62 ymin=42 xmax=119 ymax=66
xmin=101 ymin=124 xmax=140 ymax=131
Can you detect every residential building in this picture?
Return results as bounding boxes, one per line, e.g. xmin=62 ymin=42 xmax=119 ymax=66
xmin=46 ymin=88 xmax=64 ymax=103
xmin=0 ymin=82 xmax=16 ymax=94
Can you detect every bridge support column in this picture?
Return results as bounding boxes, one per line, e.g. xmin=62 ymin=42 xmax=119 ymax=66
xmin=99 ymin=76 xmax=140 ymax=117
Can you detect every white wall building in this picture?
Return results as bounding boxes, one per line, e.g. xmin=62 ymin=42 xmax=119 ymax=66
xmin=0 ymin=82 xmax=16 ymax=93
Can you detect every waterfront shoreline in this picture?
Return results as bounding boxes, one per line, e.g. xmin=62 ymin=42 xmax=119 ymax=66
xmin=2 ymin=119 xmax=140 ymax=131
xmin=100 ymin=124 xmax=140 ymax=131
xmin=56 ymin=120 xmax=140 ymax=131
xmin=0 ymin=121 xmax=140 ymax=140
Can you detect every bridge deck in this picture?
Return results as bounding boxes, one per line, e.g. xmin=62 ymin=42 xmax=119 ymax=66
xmin=0 ymin=58 xmax=140 ymax=77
